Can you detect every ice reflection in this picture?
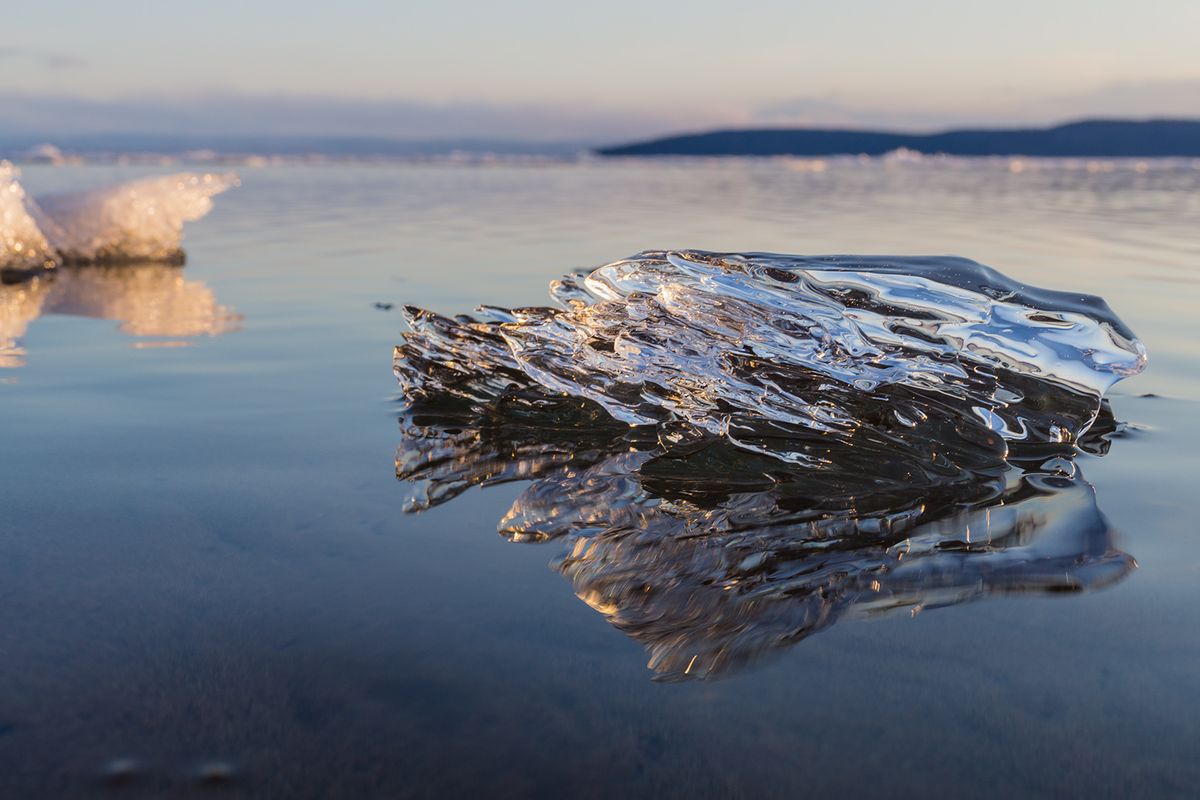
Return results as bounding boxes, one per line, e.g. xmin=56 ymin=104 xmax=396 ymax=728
xmin=0 ymin=263 xmax=241 ymax=368
xmin=396 ymin=395 xmax=1133 ymax=681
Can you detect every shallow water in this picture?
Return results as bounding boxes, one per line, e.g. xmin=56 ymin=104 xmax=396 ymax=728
xmin=2 ymin=159 xmax=1199 ymax=797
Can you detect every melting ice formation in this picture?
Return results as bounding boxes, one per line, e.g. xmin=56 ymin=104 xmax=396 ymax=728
xmin=394 ymin=250 xmax=1146 ymax=679
xmin=396 ymin=250 xmax=1146 ymax=468
xmin=0 ymin=162 xmax=237 ymax=274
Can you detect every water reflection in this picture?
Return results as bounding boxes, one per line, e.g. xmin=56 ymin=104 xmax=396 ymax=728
xmin=396 ymin=395 xmax=1133 ymax=681
xmin=0 ymin=263 xmax=241 ymax=368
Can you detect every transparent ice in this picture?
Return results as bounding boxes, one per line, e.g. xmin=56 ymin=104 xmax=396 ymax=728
xmin=396 ymin=250 xmax=1146 ymax=469
xmin=393 ymin=251 xmax=1146 ymax=679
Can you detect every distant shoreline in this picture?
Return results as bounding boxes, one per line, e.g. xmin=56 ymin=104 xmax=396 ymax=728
xmin=596 ymin=119 xmax=1200 ymax=158
xmin=3 ymin=119 xmax=1199 ymax=164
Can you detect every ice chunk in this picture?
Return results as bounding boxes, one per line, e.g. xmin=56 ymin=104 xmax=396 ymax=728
xmin=36 ymin=172 xmax=238 ymax=265
xmin=393 ymin=253 xmax=1147 ymax=678
xmin=0 ymin=162 xmax=57 ymax=273
xmin=0 ymin=162 xmax=237 ymax=272
xmin=395 ymin=250 xmax=1147 ymax=466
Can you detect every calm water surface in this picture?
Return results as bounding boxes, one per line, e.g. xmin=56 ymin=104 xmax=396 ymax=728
xmin=2 ymin=159 xmax=1198 ymax=797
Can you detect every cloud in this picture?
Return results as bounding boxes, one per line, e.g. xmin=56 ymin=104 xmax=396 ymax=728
xmin=1039 ymin=79 xmax=1200 ymax=119
xmin=754 ymin=80 xmax=1200 ymax=132
xmin=0 ymin=79 xmax=1195 ymax=146
xmin=0 ymin=46 xmax=86 ymax=71
xmin=752 ymin=97 xmax=966 ymax=131
xmin=0 ymin=90 xmax=738 ymax=144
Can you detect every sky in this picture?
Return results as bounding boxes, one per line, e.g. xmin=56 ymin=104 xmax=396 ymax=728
xmin=3 ymin=0 xmax=1199 ymax=143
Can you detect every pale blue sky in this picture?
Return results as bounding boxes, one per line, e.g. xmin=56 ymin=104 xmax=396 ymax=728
xmin=3 ymin=0 xmax=1199 ymax=140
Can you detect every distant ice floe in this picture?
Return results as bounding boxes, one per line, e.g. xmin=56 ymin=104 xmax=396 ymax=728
xmin=0 ymin=162 xmax=238 ymax=274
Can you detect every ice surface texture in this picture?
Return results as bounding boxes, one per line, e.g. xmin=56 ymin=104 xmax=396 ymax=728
xmin=396 ymin=250 xmax=1145 ymax=468
xmin=0 ymin=162 xmax=237 ymax=273
xmin=393 ymin=251 xmax=1145 ymax=679
xmin=0 ymin=163 xmax=57 ymax=272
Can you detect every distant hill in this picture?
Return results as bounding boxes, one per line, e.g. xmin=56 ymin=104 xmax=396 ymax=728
xmin=596 ymin=119 xmax=1200 ymax=157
